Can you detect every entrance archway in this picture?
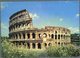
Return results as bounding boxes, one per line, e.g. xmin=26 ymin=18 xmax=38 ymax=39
xmin=38 ymin=43 xmax=41 ymax=49
xmin=32 ymin=43 xmax=35 ymax=49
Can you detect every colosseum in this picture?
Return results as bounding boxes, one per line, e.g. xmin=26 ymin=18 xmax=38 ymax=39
xmin=9 ymin=9 xmax=71 ymax=49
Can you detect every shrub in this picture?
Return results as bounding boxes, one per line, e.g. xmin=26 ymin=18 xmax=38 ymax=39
xmin=47 ymin=45 xmax=80 ymax=57
xmin=1 ymin=40 xmax=44 ymax=58
xmin=74 ymin=48 xmax=80 ymax=56
xmin=1 ymin=40 xmax=80 ymax=58
xmin=57 ymin=46 xmax=69 ymax=56
xmin=46 ymin=46 xmax=60 ymax=57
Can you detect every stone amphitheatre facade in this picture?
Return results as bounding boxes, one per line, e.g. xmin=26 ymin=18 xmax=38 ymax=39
xmin=9 ymin=9 xmax=71 ymax=49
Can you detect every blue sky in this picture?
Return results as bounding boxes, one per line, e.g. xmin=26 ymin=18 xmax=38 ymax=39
xmin=1 ymin=1 xmax=79 ymax=36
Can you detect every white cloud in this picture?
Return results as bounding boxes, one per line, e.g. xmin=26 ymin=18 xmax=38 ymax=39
xmin=68 ymin=27 xmax=79 ymax=33
xmin=76 ymin=13 xmax=80 ymax=17
xmin=59 ymin=18 xmax=63 ymax=22
xmin=29 ymin=13 xmax=39 ymax=19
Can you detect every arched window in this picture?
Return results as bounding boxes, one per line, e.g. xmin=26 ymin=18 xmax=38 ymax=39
xmin=61 ymin=35 xmax=63 ymax=38
xmin=27 ymin=33 xmax=30 ymax=39
xmin=44 ymin=43 xmax=47 ymax=47
xmin=51 ymin=34 xmax=54 ymax=38
xmin=55 ymin=31 xmax=57 ymax=34
xmin=55 ymin=35 xmax=57 ymax=39
xmin=16 ymin=34 xmax=18 ymax=39
xmin=32 ymin=33 xmax=35 ymax=38
xmin=32 ymin=43 xmax=35 ymax=49
xmin=38 ymin=34 xmax=41 ymax=38
xmin=43 ymin=33 xmax=47 ymax=37
xmin=38 ymin=43 xmax=41 ymax=49
xmin=58 ymin=42 xmax=60 ymax=45
xmin=23 ymin=33 xmax=25 ymax=39
xmin=48 ymin=43 xmax=51 ymax=46
xmin=58 ymin=35 xmax=60 ymax=39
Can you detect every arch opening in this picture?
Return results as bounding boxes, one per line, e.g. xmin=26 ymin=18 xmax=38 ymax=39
xmin=43 ymin=33 xmax=47 ymax=37
xmin=32 ymin=43 xmax=35 ymax=49
xmin=27 ymin=43 xmax=30 ymax=49
xmin=23 ymin=33 xmax=25 ymax=39
xmin=58 ymin=35 xmax=60 ymax=39
xmin=32 ymin=33 xmax=35 ymax=39
xmin=38 ymin=43 xmax=41 ymax=49
xmin=16 ymin=34 xmax=18 ymax=39
xmin=55 ymin=35 xmax=57 ymax=39
xmin=51 ymin=34 xmax=54 ymax=38
xmin=48 ymin=43 xmax=51 ymax=46
xmin=27 ymin=33 xmax=30 ymax=39
xmin=44 ymin=43 xmax=47 ymax=48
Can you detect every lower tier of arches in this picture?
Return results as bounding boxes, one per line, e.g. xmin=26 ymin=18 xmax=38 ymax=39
xmin=11 ymin=41 xmax=70 ymax=49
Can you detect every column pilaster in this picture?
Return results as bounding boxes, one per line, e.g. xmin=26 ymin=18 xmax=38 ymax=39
xmin=21 ymin=33 xmax=23 ymax=39
xmin=30 ymin=43 xmax=32 ymax=49
xmin=47 ymin=32 xmax=49 ymax=39
xmin=36 ymin=43 xmax=38 ymax=49
xmin=14 ymin=35 xmax=16 ymax=39
xmin=41 ymin=43 xmax=44 ymax=49
xmin=18 ymin=34 xmax=20 ymax=39
xmin=30 ymin=33 xmax=32 ymax=40
xmin=36 ymin=32 xmax=38 ymax=40
xmin=25 ymin=33 xmax=28 ymax=39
